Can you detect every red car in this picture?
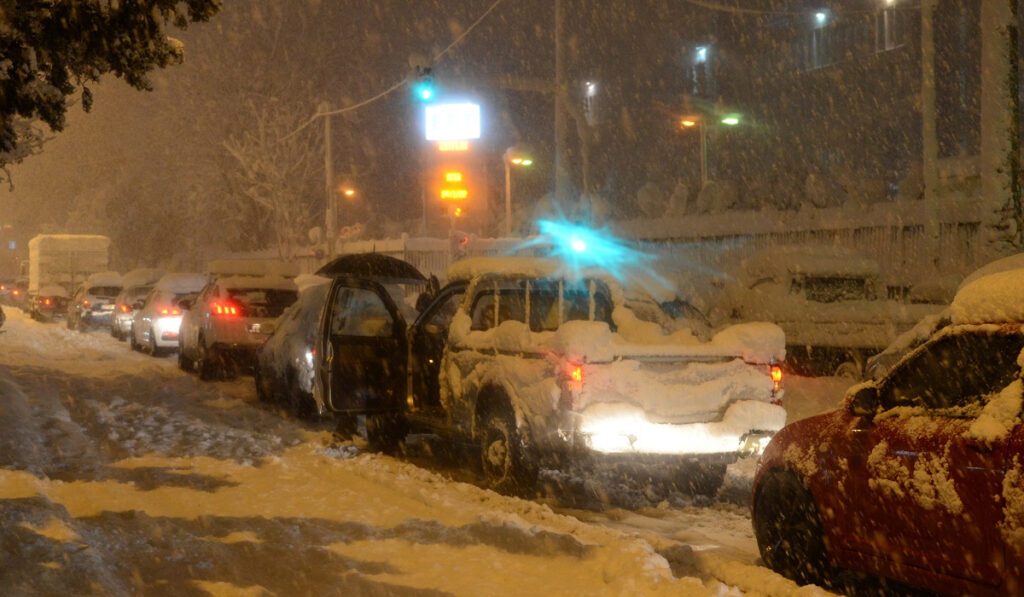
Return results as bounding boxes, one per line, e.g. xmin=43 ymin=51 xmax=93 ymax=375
xmin=753 ymin=270 xmax=1024 ymax=596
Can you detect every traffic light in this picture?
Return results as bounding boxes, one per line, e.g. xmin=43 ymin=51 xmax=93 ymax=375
xmin=413 ymin=67 xmax=435 ymax=102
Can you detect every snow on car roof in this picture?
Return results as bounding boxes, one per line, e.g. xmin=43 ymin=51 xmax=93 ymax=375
xmin=950 ymin=268 xmax=1024 ymax=324
xmin=207 ymin=259 xmax=299 ymax=278
xmin=294 ymin=274 xmax=331 ymax=293
xmin=957 ymin=252 xmax=1024 ymax=291
xmin=736 ymin=245 xmax=880 ymax=278
xmin=37 ymin=285 xmax=69 ymax=297
xmin=216 ymin=275 xmax=297 ymax=291
xmin=85 ymin=271 xmax=122 ymax=287
xmin=447 ymin=256 xmax=565 ymax=282
xmin=154 ymin=273 xmax=209 ymax=293
xmin=120 ymin=268 xmax=165 ymax=287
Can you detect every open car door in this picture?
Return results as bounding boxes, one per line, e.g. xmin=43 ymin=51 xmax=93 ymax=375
xmin=313 ymin=277 xmax=409 ymax=415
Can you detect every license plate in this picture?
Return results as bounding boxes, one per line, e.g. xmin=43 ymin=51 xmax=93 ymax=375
xmin=248 ymin=323 xmax=263 ymax=334
xmin=101 ymin=304 xmax=115 ymax=310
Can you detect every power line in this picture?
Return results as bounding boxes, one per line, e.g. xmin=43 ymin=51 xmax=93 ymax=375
xmin=281 ymin=0 xmax=506 ymax=141
xmin=682 ymin=0 xmax=920 ymax=16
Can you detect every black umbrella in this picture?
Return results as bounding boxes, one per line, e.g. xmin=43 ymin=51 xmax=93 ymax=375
xmin=315 ymin=253 xmax=426 ymax=282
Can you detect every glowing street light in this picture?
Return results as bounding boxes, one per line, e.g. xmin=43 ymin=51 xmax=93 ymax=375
xmin=720 ymin=114 xmax=741 ymax=126
xmin=503 ymin=146 xmax=535 ymax=237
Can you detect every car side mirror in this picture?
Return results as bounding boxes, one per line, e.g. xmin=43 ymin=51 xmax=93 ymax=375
xmin=849 ymin=385 xmax=879 ymax=418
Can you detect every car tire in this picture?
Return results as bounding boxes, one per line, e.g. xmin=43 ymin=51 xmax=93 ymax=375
xmin=129 ymin=329 xmax=139 ymax=352
xmin=197 ymin=338 xmax=220 ymax=381
xmin=479 ymin=410 xmax=537 ymax=496
xmin=148 ymin=333 xmax=162 ymax=357
xmin=254 ymin=365 xmax=272 ymax=403
xmin=753 ymin=469 xmax=833 ymax=586
xmin=178 ymin=346 xmax=193 ymax=372
xmin=285 ymin=370 xmax=314 ymax=418
xmin=366 ymin=412 xmax=407 ymax=454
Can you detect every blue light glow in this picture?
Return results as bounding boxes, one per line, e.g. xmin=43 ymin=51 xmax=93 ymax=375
xmin=514 ymin=219 xmax=675 ymax=300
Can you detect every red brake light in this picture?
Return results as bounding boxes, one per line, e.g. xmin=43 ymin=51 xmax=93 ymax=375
xmin=82 ymin=299 xmax=90 ymax=308
xmin=571 ymin=366 xmax=583 ymax=383
xmin=770 ymin=365 xmax=783 ymax=383
xmin=12 ymin=289 xmax=19 ymax=296
xmin=212 ymin=301 xmax=239 ymax=317
xmin=120 ymin=304 xmax=131 ymax=313
xmin=158 ymin=307 xmax=182 ymax=316
xmin=44 ymin=298 xmax=51 ymax=306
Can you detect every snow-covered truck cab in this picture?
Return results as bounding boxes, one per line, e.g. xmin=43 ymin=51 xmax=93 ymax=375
xmin=437 ymin=257 xmax=788 ymax=494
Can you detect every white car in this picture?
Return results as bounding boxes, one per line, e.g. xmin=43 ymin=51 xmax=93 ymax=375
xmin=178 ymin=275 xmax=298 ymax=379
xmin=130 ymin=273 xmax=208 ymax=356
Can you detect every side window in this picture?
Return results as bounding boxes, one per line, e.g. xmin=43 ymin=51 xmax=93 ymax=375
xmin=496 ymin=280 xmax=526 ymax=325
xmin=882 ymin=332 xmax=1024 ymax=411
xmin=330 ymin=287 xmax=394 ymax=337
xmin=470 ymin=283 xmax=497 ymax=331
xmin=529 ymin=280 xmax=560 ymax=331
xmin=423 ymin=289 xmax=464 ymax=333
xmin=563 ymin=279 xmax=614 ymax=325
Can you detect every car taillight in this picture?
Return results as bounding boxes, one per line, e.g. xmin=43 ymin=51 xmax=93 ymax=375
xmin=770 ymin=364 xmax=783 ymax=398
xmin=159 ymin=307 xmax=182 ymax=316
xmin=120 ymin=304 xmax=131 ymax=313
xmin=211 ymin=301 xmax=240 ymax=317
xmin=82 ymin=299 xmax=90 ymax=308
xmin=12 ymin=290 xmax=19 ymax=296
xmin=559 ymin=362 xmax=585 ymax=410
xmin=44 ymin=298 xmax=51 ymax=306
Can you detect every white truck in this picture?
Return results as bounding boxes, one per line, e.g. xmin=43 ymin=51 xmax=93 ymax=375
xmin=27 ymin=235 xmax=111 ymax=298
xmin=313 ymin=255 xmax=787 ymax=496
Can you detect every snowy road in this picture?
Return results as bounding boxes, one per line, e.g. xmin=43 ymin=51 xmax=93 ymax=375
xmin=0 ymin=307 xmax=836 ymax=596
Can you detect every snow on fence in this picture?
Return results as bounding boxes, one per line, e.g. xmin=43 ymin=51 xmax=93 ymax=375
xmin=613 ymin=198 xmax=997 ymax=288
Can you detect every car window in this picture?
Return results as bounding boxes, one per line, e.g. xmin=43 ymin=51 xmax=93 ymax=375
xmin=497 ymin=280 xmax=526 ymax=325
xmin=529 ymin=280 xmax=560 ymax=332
xmin=89 ymin=286 xmax=121 ymax=298
xmin=470 ymin=283 xmax=497 ymax=331
xmin=227 ymin=287 xmax=297 ymax=318
xmin=330 ymin=286 xmax=393 ymax=337
xmin=881 ymin=331 xmax=1024 ymax=411
xmin=422 ymin=288 xmax=464 ymax=333
xmin=564 ymin=279 xmax=613 ymax=325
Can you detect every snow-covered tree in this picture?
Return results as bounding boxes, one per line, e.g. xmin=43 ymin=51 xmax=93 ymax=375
xmin=0 ymin=0 xmax=219 ymax=165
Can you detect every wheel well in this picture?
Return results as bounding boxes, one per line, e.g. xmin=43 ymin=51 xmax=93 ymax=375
xmin=474 ymin=385 xmax=513 ymax=435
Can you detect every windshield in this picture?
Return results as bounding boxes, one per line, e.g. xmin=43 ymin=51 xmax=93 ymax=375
xmin=226 ymin=288 xmax=298 ymax=318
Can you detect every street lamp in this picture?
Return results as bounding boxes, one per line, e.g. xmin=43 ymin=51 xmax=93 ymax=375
xmin=680 ymin=116 xmax=708 ymax=189
xmin=503 ymin=146 xmax=534 ymax=237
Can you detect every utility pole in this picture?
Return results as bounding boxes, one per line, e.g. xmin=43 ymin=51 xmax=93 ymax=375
xmin=920 ymin=0 xmax=940 ymax=267
xmin=554 ymin=0 xmax=570 ymax=202
xmin=321 ymin=101 xmax=335 ymax=258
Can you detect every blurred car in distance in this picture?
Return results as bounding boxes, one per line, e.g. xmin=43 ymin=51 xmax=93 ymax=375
xmin=111 ymin=284 xmax=155 ymax=341
xmin=29 ymin=284 xmax=70 ymax=322
xmin=67 ymin=272 xmax=122 ymax=331
xmin=130 ymin=273 xmax=208 ymax=356
xmin=179 ymin=274 xmax=298 ymax=379
xmin=0 ymin=276 xmax=15 ymax=305
xmin=254 ymin=277 xmax=332 ymax=418
xmin=752 ymin=267 xmax=1024 ymax=596
xmin=5 ymin=278 xmax=29 ymax=310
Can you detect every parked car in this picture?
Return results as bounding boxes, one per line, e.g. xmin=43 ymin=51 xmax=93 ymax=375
xmin=752 ymin=267 xmax=1024 ymax=596
xmin=5 ymin=277 xmax=29 ymax=310
xmin=130 ymin=273 xmax=208 ymax=356
xmin=312 ymin=255 xmax=786 ymax=496
xmin=67 ymin=272 xmax=122 ymax=331
xmin=254 ymin=277 xmax=332 ymax=417
xmin=179 ymin=275 xmax=298 ymax=379
xmin=29 ymin=285 xmax=70 ymax=322
xmin=713 ymin=245 xmax=942 ymax=378
xmin=0 ymin=276 xmax=15 ymax=305
xmin=110 ymin=284 xmax=155 ymax=341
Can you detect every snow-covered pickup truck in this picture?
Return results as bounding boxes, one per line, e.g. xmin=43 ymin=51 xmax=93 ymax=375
xmin=314 ymin=255 xmax=786 ymax=495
